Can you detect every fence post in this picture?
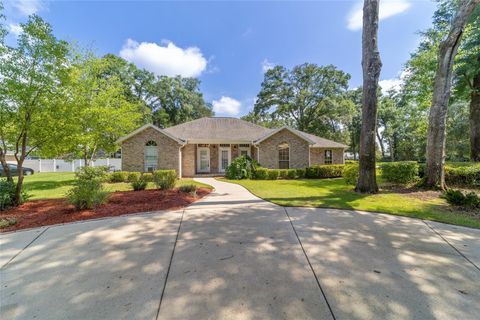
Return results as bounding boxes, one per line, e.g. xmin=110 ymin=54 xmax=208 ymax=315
xmin=53 ymin=159 xmax=56 ymax=172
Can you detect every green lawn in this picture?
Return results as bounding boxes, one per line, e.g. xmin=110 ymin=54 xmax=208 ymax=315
xmin=222 ymin=178 xmax=480 ymax=229
xmin=21 ymin=172 xmax=212 ymax=200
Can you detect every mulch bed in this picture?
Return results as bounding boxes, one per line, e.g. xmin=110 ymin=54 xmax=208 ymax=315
xmin=0 ymin=188 xmax=211 ymax=232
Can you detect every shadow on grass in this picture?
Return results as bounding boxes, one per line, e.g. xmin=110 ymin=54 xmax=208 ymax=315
xmin=23 ymin=179 xmax=76 ymax=192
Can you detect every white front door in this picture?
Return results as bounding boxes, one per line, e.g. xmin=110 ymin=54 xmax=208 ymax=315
xmin=197 ymin=147 xmax=210 ymax=173
xmin=218 ymin=147 xmax=231 ymax=172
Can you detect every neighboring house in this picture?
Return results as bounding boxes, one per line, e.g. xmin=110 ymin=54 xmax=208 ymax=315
xmin=116 ymin=117 xmax=348 ymax=177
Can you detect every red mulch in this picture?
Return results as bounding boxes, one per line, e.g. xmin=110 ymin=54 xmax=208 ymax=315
xmin=0 ymin=188 xmax=211 ymax=232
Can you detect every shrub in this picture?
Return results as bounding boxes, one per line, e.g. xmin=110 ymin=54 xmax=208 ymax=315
xmin=109 ymin=171 xmax=129 ymax=183
xmin=267 ymin=169 xmax=279 ymax=180
xmin=344 ymin=164 xmax=359 ymax=186
xmin=278 ymin=169 xmax=288 ymax=179
xmin=445 ymin=165 xmax=480 ymax=187
xmin=418 ymin=163 xmax=426 ymax=178
xmin=67 ymin=167 xmax=109 ymax=210
xmin=130 ymin=174 xmax=148 ymax=191
xmin=254 ymin=167 xmax=268 ymax=180
xmin=381 ymin=161 xmax=419 ymax=184
xmin=286 ymin=169 xmax=297 ymax=179
xmin=442 ymin=189 xmax=480 ymax=210
xmin=153 ymin=170 xmax=177 ymax=190
xmin=127 ymin=172 xmax=141 ymax=183
xmin=0 ymin=217 xmax=17 ymax=229
xmin=179 ymin=184 xmax=197 ymax=196
xmin=305 ymin=165 xmax=344 ymax=179
xmin=225 ymin=155 xmax=256 ymax=180
xmin=295 ymin=168 xmax=306 ymax=179
xmin=0 ymin=179 xmax=30 ymax=211
xmin=143 ymin=173 xmax=153 ymax=182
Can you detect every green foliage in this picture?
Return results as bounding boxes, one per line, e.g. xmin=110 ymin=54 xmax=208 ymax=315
xmin=445 ymin=164 xmax=480 ymax=187
xmin=152 ymin=170 xmax=177 ymax=190
xmin=127 ymin=172 xmax=141 ymax=183
xmin=278 ymin=169 xmax=288 ymax=179
xmin=225 ymin=155 xmax=256 ymax=180
xmin=0 ymin=179 xmax=29 ymax=210
xmin=267 ymin=169 xmax=280 ymax=180
xmin=109 ymin=171 xmax=129 ymax=183
xmin=67 ymin=167 xmax=109 ymax=210
xmin=286 ymin=169 xmax=297 ymax=179
xmin=0 ymin=217 xmax=17 ymax=229
xmin=442 ymin=189 xmax=480 ymax=210
xmin=295 ymin=168 xmax=306 ymax=179
xmin=179 ymin=184 xmax=197 ymax=195
xmin=343 ymin=164 xmax=359 ymax=186
xmin=130 ymin=174 xmax=148 ymax=191
xmin=305 ymin=165 xmax=344 ymax=179
xmin=254 ymin=167 xmax=269 ymax=180
xmin=380 ymin=161 xmax=420 ymax=184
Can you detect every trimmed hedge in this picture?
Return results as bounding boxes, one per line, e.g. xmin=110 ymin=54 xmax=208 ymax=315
xmin=267 ymin=169 xmax=279 ymax=180
xmin=305 ymin=165 xmax=344 ymax=179
xmin=343 ymin=164 xmax=359 ymax=186
xmin=130 ymin=174 xmax=148 ymax=191
xmin=380 ymin=161 xmax=419 ymax=184
xmin=108 ymin=171 xmax=129 ymax=183
xmin=152 ymin=170 xmax=177 ymax=190
xmin=254 ymin=167 xmax=268 ymax=180
xmin=445 ymin=165 xmax=480 ymax=187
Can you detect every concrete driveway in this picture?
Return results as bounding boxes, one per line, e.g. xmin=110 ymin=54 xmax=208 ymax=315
xmin=1 ymin=178 xmax=479 ymax=319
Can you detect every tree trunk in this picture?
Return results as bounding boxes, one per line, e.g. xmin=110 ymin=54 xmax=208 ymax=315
xmin=356 ymin=0 xmax=382 ymax=194
xmin=376 ymin=128 xmax=385 ymax=159
xmin=425 ymin=0 xmax=480 ymax=189
xmin=0 ymin=148 xmax=13 ymax=183
xmin=470 ymin=73 xmax=480 ymax=162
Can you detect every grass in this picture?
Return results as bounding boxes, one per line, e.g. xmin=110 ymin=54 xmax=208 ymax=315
xmin=221 ymin=177 xmax=480 ymax=229
xmin=18 ymin=172 xmax=212 ymax=200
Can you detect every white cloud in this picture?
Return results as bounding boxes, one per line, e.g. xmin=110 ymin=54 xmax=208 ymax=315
xmin=347 ymin=0 xmax=411 ymax=31
xmin=9 ymin=23 xmax=22 ymax=36
xmin=261 ymin=59 xmax=275 ymax=73
xmin=379 ymin=70 xmax=409 ymax=94
xmin=11 ymin=0 xmax=44 ymax=16
xmin=212 ymin=96 xmax=241 ymax=116
xmin=119 ymin=39 xmax=207 ymax=77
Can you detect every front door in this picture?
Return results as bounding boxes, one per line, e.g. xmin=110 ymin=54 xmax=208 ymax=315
xmin=218 ymin=147 xmax=231 ymax=172
xmin=197 ymin=147 xmax=210 ymax=173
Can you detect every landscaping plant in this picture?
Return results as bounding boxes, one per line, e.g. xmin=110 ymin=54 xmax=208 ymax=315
xmin=108 ymin=171 xmax=129 ymax=183
xmin=381 ymin=161 xmax=419 ymax=184
xmin=344 ymin=164 xmax=359 ymax=186
xmin=0 ymin=179 xmax=29 ymax=211
xmin=442 ymin=189 xmax=480 ymax=210
xmin=153 ymin=170 xmax=177 ymax=190
xmin=179 ymin=184 xmax=198 ymax=197
xmin=305 ymin=165 xmax=344 ymax=179
xmin=225 ymin=155 xmax=257 ymax=180
xmin=130 ymin=174 xmax=148 ymax=191
xmin=254 ymin=167 xmax=269 ymax=180
xmin=67 ymin=167 xmax=110 ymax=210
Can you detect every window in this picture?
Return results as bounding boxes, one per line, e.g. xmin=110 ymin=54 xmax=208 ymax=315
xmin=145 ymin=140 xmax=158 ymax=172
xmin=324 ymin=150 xmax=332 ymax=164
xmin=278 ymin=143 xmax=289 ymax=169
xmin=239 ymin=144 xmax=251 ymax=157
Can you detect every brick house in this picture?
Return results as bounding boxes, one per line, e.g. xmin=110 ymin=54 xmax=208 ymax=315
xmin=116 ymin=117 xmax=348 ymax=177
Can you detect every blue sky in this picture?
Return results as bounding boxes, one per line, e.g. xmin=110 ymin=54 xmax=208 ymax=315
xmin=4 ymin=0 xmax=437 ymax=116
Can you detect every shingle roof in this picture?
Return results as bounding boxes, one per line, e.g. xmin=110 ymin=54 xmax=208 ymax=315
xmin=122 ymin=117 xmax=348 ymax=148
xmin=163 ymin=117 xmax=273 ymax=141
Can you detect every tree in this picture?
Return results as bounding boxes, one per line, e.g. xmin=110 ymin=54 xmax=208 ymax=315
xmin=0 ymin=15 xmax=72 ymax=204
xmin=425 ymin=0 xmax=479 ymax=189
xmin=356 ymin=0 xmax=382 ymax=193
xmin=65 ymin=55 xmax=144 ymax=165
xmin=345 ymin=88 xmax=363 ymax=160
xmin=252 ymin=63 xmax=352 ymax=138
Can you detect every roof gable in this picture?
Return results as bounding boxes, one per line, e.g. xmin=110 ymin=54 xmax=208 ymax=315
xmin=116 ymin=124 xmax=185 ymax=145
xmin=254 ymin=126 xmax=315 ymax=145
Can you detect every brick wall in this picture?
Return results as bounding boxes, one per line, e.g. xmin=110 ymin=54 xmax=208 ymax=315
xmin=257 ymin=129 xmax=310 ymax=169
xmin=121 ymin=127 xmax=181 ymax=174
xmin=310 ymin=148 xmax=345 ymax=165
xmin=181 ymin=144 xmax=195 ymax=177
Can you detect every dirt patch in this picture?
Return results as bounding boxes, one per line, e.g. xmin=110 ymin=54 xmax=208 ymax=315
xmin=380 ymin=184 xmax=442 ymax=201
xmin=0 ymin=188 xmax=210 ymax=232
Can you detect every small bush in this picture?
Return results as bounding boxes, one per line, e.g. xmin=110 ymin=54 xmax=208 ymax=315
xmin=345 ymin=160 xmax=358 ymax=165
xmin=67 ymin=167 xmax=110 ymax=210
xmin=0 ymin=179 xmax=30 ymax=211
xmin=344 ymin=164 xmax=359 ymax=186
xmin=305 ymin=165 xmax=344 ymax=179
xmin=127 ymin=172 xmax=141 ymax=183
xmin=225 ymin=155 xmax=256 ymax=180
xmin=143 ymin=173 xmax=153 ymax=182
xmin=179 ymin=184 xmax=197 ymax=195
xmin=130 ymin=174 xmax=148 ymax=191
xmin=109 ymin=171 xmax=129 ymax=183
xmin=0 ymin=217 xmax=17 ymax=229
xmin=445 ymin=165 xmax=480 ymax=187
xmin=286 ymin=169 xmax=297 ymax=179
xmin=278 ymin=169 xmax=288 ymax=179
xmin=295 ymin=168 xmax=306 ymax=179
xmin=254 ymin=167 xmax=268 ymax=180
xmin=267 ymin=169 xmax=280 ymax=180
xmin=442 ymin=189 xmax=480 ymax=210
xmin=153 ymin=170 xmax=177 ymax=190
xmin=381 ymin=161 xmax=419 ymax=184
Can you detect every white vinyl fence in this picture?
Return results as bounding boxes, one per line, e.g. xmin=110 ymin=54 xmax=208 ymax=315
xmin=7 ymin=158 xmax=121 ymax=173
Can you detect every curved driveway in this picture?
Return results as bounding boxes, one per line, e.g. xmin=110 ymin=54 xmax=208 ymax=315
xmin=1 ymin=178 xmax=479 ymax=319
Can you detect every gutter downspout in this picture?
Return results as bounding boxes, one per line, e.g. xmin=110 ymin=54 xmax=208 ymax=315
xmin=178 ymin=141 xmax=187 ymax=178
